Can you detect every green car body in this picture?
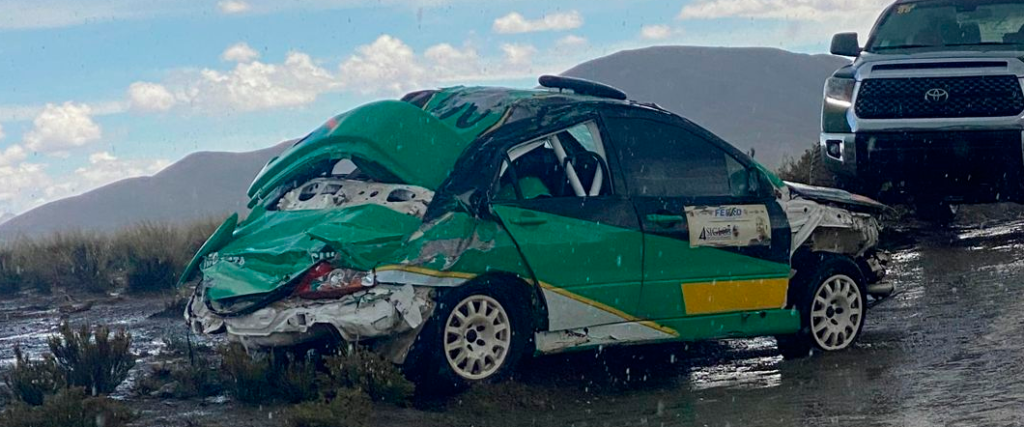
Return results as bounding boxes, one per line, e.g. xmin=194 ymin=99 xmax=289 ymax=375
xmin=183 ymin=78 xmax=889 ymax=384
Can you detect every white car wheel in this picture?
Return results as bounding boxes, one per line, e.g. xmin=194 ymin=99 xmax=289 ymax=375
xmin=443 ymin=295 xmax=512 ymax=380
xmin=810 ymin=274 xmax=863 ymax=351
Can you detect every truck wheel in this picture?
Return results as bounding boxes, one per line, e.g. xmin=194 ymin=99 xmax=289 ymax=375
xmin=777 ymin=254 xmax=866 ymax=358
xmin=405 ymin=280 xmax=531 ymax=392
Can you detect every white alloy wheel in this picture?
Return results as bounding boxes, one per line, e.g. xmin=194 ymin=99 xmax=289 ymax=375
xmin=443 ymin=295 xmax=512 ymax=380
xmin=810 ymin=274 xmax=863 ymax=351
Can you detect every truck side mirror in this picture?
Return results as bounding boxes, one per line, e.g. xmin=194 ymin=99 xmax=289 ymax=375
xmin=830 ymin=33 xmax=861 ymax=57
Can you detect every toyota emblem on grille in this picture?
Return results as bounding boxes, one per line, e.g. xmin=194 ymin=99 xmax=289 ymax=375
xmin=925 ymin=88 xmax=950 ymax=103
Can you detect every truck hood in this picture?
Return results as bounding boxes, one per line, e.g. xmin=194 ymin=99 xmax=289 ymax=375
xmin=857 ymin=50 xmax=1024 ymax=67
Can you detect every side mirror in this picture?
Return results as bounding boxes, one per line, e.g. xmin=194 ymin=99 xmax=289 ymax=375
xmin=830 ymin=33 xmax=861 ymax=57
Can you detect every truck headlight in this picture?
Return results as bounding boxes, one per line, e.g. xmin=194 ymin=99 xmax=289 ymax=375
xmin=824 ymin=77 xmax=856 ymax=109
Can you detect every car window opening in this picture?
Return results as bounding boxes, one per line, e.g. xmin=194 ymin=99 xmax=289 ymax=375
xmin=497 ymin=121 xmax=610 ymax=200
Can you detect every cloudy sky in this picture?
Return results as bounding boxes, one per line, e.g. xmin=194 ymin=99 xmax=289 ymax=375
xmin=0 ymin=0 xmax=888 ymax=215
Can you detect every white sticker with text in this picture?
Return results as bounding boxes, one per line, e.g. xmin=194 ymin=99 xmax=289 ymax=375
xmin=685 ymin=205 xmax=772 ymax=248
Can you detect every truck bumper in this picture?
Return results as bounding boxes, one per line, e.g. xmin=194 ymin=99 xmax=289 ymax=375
xmin=821 ymin=130 xmax=1024 ymax=203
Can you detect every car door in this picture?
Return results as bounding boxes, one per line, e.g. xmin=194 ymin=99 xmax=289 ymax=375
xmin=489 ymin=120 xmax=646 ymax=332
xmin=601 ymin=112 xmax=792 ymax=322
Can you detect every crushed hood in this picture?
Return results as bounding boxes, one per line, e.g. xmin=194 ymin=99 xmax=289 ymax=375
xmin=785 ymin=181 xmax=888 ymax=212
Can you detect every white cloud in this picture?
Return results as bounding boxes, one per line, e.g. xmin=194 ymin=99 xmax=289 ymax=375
xmin=641 ymin=24 xmax=674 ymax=40
xmin=221 ymin=42 xmax=260 ymax=63
xmin=0 ymin=124 xmax=4 ymax=141
xmin=555 ymin=35 xmax=588 ymax=48
xmin=340 ymin=36 xmax=552 ymax=95
xmin=128 ymin=82 xmax=176 ymax=112
xmin=0 ymin=145 xmax=27 ymax=167
xmin=339 ymin=35 xmax=426 ymax=95
xmin=423 ymin=43 xmax=481 ymax=79
xmin=501 ymin=43 xmax=537 ymax=67
xmin=170 ymin=52 xmax=337 ymax=112
xmin=0 ymin=152 xmax=169 ymax=213
xmin=218 ymin=0 xmax=251 ymax=14
xmin=678 ymin=0 xmax=890 ymax=22
xmin=23 ymin=102 xmax=102 ymax=156
xmin=75 ymin=151 xmax=170 ymax=187
xmin=0 ymin=163 xmax=51 ymax=205
xmin=493 ymin=11 xmax=583 ymax=34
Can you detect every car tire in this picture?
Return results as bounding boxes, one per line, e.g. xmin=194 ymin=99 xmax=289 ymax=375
xmin=405 ymin=279 xmax=532 ymax=393
xmin=777 ymin=254 xmax=867 ymax=359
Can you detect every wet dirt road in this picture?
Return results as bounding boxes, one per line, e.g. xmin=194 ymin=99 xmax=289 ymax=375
xmin=434 ymin=220 xmax=1024 ymax=427
xmin=3 ymin=221 xmax=1024 ymax=427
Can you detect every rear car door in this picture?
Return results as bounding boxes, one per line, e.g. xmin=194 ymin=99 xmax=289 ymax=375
xmin=489 ymin=120 xmax=646 ymax=332
xmin=601 ymin=112 xmax=792 ymax=322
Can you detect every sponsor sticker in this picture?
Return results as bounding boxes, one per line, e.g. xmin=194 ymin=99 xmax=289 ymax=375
xmin=685 ymin=204 xmax=771 ymax=248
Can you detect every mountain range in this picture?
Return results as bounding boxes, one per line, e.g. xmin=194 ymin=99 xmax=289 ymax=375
xmin=0 ymin=46 xmax=847 ymax=238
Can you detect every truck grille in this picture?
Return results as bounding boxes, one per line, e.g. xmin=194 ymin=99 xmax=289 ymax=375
xmin=855 ymin=130 xmax=1024 ymax=200
xmin=855 ymin=75 xmax=1024 ymax=119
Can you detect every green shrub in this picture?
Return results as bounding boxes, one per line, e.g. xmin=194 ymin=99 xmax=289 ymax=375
xmin=776 ymin=143 xmax=837 ymax=187
xmin=134 ymin=359 xmax=223 ymax=399
xmin=43 ymin=232 xmax=112 ymax=293
xmin=322 ymin=347 xmax=414 ymax=405
xmin=219 ymin=344 xmax=275 ymax=403
xmin=109 ymin=221 xmax=219 ymax=294
xmin=285 ymin=388 xmax=372 ymax=427
xmin=0 ymin=387 xmax=133 ymax=427
xmin=2 ymin=233 xmax=112 ymax=294
xmin=218 ymin=344 xmax=321 ymax=404
xmin=274 ymin=353 xmax=321 ymax=404
xmin=0 ymin=250 xmax=23 ymax=295
xmin=48 ymin=323 xmax=135 ymax=396
xmin=4 ymin=346 xmax=65 ymax=406
xmin=0 ymin=218 xmax=219 ymax=296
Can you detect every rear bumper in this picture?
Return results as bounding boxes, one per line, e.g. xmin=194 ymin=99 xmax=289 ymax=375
xmin=186 ymin=284 xmax=434 ymax=361
xmin=821 ymin=130 xmax=1024 ymax=203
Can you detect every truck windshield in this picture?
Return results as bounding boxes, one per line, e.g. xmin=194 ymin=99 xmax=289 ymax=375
xmin=868 ymin=0 xmax=1024 ymax=52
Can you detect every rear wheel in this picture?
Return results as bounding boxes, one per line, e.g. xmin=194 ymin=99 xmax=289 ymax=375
xmin=443 ymin=295 xmax=513 ymax=380
xmin=405 ymin=280 xmax=531 ymax=392
xmin=777 ymin=254 xmax=866 ymax=358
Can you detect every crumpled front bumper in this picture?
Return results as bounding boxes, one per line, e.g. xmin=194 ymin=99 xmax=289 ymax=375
xmin=186 ymin=284 xmax=435 ymax=360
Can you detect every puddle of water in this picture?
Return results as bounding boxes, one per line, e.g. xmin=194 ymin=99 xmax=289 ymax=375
xmin=688 ymin=355 xmax=783 ymax=391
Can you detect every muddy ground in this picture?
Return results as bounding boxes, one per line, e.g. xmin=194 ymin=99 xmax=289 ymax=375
xmin=3 ymin=213 xmax=1024 ymax=426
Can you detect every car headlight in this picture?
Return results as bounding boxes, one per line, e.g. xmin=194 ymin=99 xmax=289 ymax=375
xmin=824 ymin=77 xmax=856 ymax=109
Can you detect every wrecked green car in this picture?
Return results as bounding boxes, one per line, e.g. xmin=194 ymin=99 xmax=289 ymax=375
xmin=182 ymin=76 xmax=891 ymax=388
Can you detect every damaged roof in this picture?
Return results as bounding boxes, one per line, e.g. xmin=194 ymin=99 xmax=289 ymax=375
xmin=246 ymin=85 xmax=654 ymax=205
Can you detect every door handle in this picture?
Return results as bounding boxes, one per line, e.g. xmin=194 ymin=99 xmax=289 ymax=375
xmin=646 ymin=214 xmax=684 ymax=226
xmin=510 ymin=215 xmax=547 ymax=226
